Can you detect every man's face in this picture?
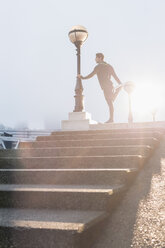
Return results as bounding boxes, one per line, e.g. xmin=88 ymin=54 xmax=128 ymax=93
xmin=95 ymin=56 xmax=102 ymax=63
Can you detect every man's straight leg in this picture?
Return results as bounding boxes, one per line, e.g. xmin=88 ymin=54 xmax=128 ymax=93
xmin=103 ymin=85 xmax=114 ymax=122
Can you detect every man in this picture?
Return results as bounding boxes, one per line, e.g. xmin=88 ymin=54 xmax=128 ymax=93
xmin=77 ymin=53 xmax=122 ymax=123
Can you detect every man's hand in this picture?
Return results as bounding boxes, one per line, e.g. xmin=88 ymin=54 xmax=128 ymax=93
xmin=77 ymin=74 xmax=82 ymax=79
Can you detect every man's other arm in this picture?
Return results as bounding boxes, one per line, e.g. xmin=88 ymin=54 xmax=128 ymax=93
xmin=111 ymin=67 xmax=122 ymax=85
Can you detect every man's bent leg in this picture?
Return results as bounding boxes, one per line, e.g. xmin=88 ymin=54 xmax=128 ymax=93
xmin=113 ymin=85 xmax=122 ymax=102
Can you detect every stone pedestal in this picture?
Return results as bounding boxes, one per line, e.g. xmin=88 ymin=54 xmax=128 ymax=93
xmin=61 ymin=112 xmax=97 ymax=131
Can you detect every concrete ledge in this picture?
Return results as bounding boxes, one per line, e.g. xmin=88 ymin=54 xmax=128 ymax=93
xmin=0 ymin=209 xmax=108 ymax=248
xmin=0 ymin=145 xmax=152 ymax=157
xmin=19 ymin=137 xmax=158 ymax=149
xmin=90 ymin=121 xmax=165 ymax=130
xmin=0 ymin=184 xmax=124 ymax=210
xmin=0 ymin=155 xmax=145 ymax=169
xmin=0 ymin=208 xmax=107 ymax=231
xmin=0 ymin=168 xmax=137 ymax=185
xmin=36 ymin=131 xmax=161 ymax=141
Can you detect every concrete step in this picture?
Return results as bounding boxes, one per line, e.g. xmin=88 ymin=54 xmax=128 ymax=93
xmin=0 ymin=208 xmax=108 ymax=248
xmin=0 ymin=184 xmax=124 ymax=211
xmin=0 ymin=168 xmax=137 ymax=185
xmin=0 ymin=145 xmax=152 ymax=157
xmin=19 ymin=137 xmax=159 ymax=149
xmin=36 ymin=131 xmax=161 ymax=141
xmin=0 ymin=155 xmax=145 ymax=169
xmin=51 ymin=128 xmax=165 ymax=135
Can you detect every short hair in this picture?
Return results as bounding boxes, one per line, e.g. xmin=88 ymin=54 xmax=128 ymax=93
xmin=96 ymin=53 xmax=104 ymax=60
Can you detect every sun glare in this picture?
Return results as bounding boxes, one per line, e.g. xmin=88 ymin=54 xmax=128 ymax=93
xmin=131 ymin=83 xmax=163 ymax=117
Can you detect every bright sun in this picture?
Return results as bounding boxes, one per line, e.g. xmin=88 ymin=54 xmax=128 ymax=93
xmin=131 ymin=83 xmax=163 ymax=116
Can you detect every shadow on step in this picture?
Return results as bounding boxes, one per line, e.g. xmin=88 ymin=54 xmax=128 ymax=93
xmin=91 ymin=138 xmax=165 ymax=248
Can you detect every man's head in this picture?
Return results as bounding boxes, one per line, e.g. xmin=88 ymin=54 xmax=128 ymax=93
xmin=95 ymin=53 xmax=104 ymax=63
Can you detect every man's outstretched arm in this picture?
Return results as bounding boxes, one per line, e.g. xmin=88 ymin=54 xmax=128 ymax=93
xmin=77 ymin=70 xmax=96 ymax=80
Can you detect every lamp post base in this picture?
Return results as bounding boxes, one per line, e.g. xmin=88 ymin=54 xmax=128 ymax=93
xmin=73 ymin=93 xmax=84 ymax=112
xmin=61 ymin=112 xmax=97 ymax=131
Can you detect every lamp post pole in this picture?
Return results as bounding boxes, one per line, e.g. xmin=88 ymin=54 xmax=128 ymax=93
xmin=152 ymin=108 xmax=157 ymax=122
xmin=68 ymin=25 xmax=88 ymax=112
xmin=74 ymin=42 xmax=84 ymax=112
xmin=124 ymin=82 xmax=135 ymax=124
xmin=128 ymin=93 xmax=133 ymax=123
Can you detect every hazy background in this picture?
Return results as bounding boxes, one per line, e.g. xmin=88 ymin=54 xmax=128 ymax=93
xmin=0 ymin=0 xmax=164 ymax=129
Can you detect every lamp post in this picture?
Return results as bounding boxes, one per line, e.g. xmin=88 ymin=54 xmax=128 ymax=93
xmin=151 ymin=108 xmax=157 ymax=122
xmin=68 ymin=25 xmax=88 ymax=112
xmin=124 ymin=82 xmax=135 ymax=123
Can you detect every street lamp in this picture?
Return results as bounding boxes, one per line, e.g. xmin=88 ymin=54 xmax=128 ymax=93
xmin=68 ymin=25 xmax=88 ymax=112
xmin=151 ymin=108 xmax=157 ymax=122
xmin=124 ymin=82 xmax=135 ymax=123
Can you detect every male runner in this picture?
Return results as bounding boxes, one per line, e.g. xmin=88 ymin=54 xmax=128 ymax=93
xmin=77 ymin=53 xmax=122 ymax=123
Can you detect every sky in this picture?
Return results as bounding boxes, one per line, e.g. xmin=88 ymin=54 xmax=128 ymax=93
xmin=0 ymin=0 xmax=164 ymax=129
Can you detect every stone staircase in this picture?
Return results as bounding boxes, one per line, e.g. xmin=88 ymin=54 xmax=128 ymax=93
xmin=0 ymin=128 xmax=164 ymax=248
